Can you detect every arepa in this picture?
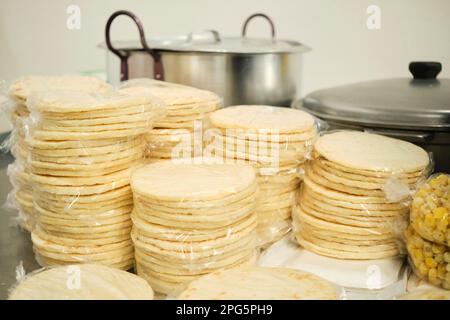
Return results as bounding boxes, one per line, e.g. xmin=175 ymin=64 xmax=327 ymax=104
xmin=178 ymin=267 xmax=340 ymax=300
xmin=8 ymin=264 xmax=153 ymax=300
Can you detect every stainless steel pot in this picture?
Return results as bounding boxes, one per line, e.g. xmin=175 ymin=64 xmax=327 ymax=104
xmin=294 ymin=62 xmax=450 ymax=172
xmin=101 ymin=10 xmax=309 ymax=107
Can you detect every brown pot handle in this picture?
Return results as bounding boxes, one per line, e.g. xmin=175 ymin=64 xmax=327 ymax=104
xmin=241 ymin=13 xmax=276 ymax=39
xmin=105 ymin=10 xmax=164 ymax=81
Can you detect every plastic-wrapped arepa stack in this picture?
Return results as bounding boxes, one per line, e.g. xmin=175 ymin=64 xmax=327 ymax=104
xmin=25 ymin=89 xmax=164 ymax=269
xmin=209 ymin=105 xmax=317 ymax=247
xmin=130 ymin=161 xmax=258 ymax=294
xmin=406 ymin=174 xmax=450 ymax=290
xmin=119 ymin=79 xmax=221 ymax=161
xmin=5 ymin=76 xmax=112 ymax=231
xmin=293 ymin=131 xmax=430 ymax=260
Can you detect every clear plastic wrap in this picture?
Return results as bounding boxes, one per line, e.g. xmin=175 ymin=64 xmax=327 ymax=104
xmin=3 ymin=76 xmax=116 ymax=231
xmin=207 ymin=105 xmax=319 ymax=248
xmin=6 ymin=161 xmax=36 ymax=231
xmin=130 ymin=160 xmax=258 ymax=295
xmin=8 ymin=264 xmax=154 ymax=300
xmin=14 ymin=87 xmax=166 ymax=269
xmin=2 ymin=95 xmax=33 ymax=231
xmin=410 ymin=173 xmax=450 ymax=246
xmin=176 ymin=266 xmax=343 ymax=300
xmin=405 ymin=225 xmax=449 ymax=290
xmin=293 ymin=130 xmax=431 ymax=260
xmin=118 ymin=78 xmax=222 ymax=162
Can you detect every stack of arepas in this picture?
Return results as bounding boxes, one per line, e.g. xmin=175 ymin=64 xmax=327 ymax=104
xmin=6 ymin=76 xmax=111 ymax=231
xmin=119 ymin=79 xmax=221 ymax=160
xmin=130 ymin=161 xmax=258 ymax=294
xmin=209 ymin=105 xmax=317 ymax=247
xmin=26 ymin=89 xmax=163 ymax=269
xmin=294 ymin=131 xmax=430 ymax=260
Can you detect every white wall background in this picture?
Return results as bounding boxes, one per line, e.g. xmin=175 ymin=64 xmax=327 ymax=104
xmin=1 ymin=0 xmax=449 ymax=131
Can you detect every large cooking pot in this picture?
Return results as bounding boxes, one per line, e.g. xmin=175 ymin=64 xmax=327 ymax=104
xmin=101 ymin=10 xmax=309 ymax=107
xmin=294 ymin=62 xmax=450 ymax=172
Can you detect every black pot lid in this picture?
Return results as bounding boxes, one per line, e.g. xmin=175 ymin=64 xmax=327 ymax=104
xmin=299 ymin=62 xmax=450 ymax=131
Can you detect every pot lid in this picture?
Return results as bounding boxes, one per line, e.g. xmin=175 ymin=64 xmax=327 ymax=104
xmin=103 ymin=11 xmax=308 ymax=55
xmin=100 ymin=32 xmax=308 ymax=54
xmin=299 ymin=62 xmax=450 ymax=131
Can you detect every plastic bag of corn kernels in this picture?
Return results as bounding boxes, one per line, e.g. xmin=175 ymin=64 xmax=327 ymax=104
xmin=410 ymin=174 xmax=450 ymax=247
xmin=405 ymin=225 xmax=449 ymax=290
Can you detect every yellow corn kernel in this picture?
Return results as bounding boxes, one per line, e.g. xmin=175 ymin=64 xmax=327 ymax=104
xmin=434 ymin=188 xmax=445 ymax=198
xmin=436 ymin=175 xmax=447 ymax=184
xmin=423 ymin=243 xmax=433 ymax=255
xmin=433 ymin=243 xmax=445 ymax=254
xmin=437 ymin=265 xmax=446 ymax=278
xmin=429 ymin=268 xmax=438 ymax=279
xmin=418 ymin=262 xmax=428 ymax=276
xmin=414 ymin=249 xmax=424 ymax=262
xmin=433 ymin=207 xmax=448 ymax=219
xmin=434 ymin=232 xmax=445 ymax=243
xmin=415 ymin=190 xmax=427 ymax=198
xmin=437 ymin=220 xmax=448 ymax=231
xmin=425 ymin=213 xmax=435 ymax=227
xmin=425 ymin=257 xmax=438 ymax=268
xmin=430 ymin=178 xmax=442 ymax=189
xmin=415 ymin=220 xmax=426 ymax=234
xmin=412 ymin=233 xmax=424 ymax=248
xmin=444 ymin=252 xmax=450 ymax=263
xmin=414 ymin=197 xmax=425 ymax=207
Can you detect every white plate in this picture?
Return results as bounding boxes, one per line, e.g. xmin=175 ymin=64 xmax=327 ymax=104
xmin=258 ymin=235 xmax=408 ymax=299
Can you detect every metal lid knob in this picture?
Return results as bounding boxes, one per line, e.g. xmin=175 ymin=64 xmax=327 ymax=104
xmin=409 ymin=61 xmax=442 ymax=80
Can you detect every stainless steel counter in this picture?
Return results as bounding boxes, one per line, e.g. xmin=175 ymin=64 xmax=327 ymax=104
xmin=0 ymin=149 xmax=40 ymax=300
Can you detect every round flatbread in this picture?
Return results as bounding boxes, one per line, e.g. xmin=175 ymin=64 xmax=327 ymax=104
xmin=295 ymin=234 xmax=399 ymax=260
xmin=210 ymin=105 xmax=315 ymax=134
xmin=131 ymin=161 xmax=256 ymax=201
xmin=293 ymin=206 xmax=393 ymax=236
xmin=314 ymin=131 xmax=429 ymax=173
xmin=30 ymin=137 xmax=144 ymax=157
xmin=302 ymin=181 xmax=406 ymax=211
xmin=119 ymin=78 xmax=221 ymax=106
xmin=28 ymin=90 xmax=154 ymax=113
xmin=31 ymin=167 xmax=132 ymax=186
xmin=178 ymin=267 xmax=339 ymax=300
xmin=32 ymin=127 xmax=149 ymax=141
xmin=34 ymin=185 xmax=131 ymax=204
xmin=8 ymin=264 xmax=153 ymax=300
xmin=9 ymin=75 xmax=112 ymax=101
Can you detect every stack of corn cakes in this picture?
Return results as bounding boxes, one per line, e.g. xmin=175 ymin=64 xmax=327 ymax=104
xmin=26 ymin=89 xmax=163 ymax=269
xmin=294 ymin=131 xmax=429 ymax=260
xmin=130 ymin=161 xmax=258 ymax=294
xmin=119 ymin=79 xmax=221 ymax=161
xmin=209 ymin=105 xmax=316 ymax=247
xmin=6 ymin=76 xmax=111 ymax=230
